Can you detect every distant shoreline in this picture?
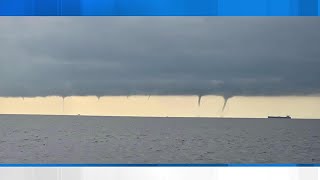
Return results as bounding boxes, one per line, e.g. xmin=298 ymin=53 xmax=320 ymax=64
xmin=1 ymin=114 xmax=319 ymax=120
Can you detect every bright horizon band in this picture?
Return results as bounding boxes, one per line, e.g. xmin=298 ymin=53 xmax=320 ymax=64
xmin=0 ymin=0 xmax=319 ymax=16
xmin=0 ymin=95 xmax=319 ymax=119
xmin=0 ymin=167 xmax=319 ymax=179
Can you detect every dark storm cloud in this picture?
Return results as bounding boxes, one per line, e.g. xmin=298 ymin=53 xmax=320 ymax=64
xmin=0 ymin=17 xmax=320 ymax=97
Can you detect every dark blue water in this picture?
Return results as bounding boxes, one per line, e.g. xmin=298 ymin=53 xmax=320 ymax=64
xmin=0 ymin=115 xmax=319 ymax=164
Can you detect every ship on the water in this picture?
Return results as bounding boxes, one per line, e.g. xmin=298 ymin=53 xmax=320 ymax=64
xmin=268 ymin=115 xmax=291 ymax=119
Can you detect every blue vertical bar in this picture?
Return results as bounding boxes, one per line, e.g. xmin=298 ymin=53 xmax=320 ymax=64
xmin=81 ymin=0 xmax=116 ymax=15
xmin=34 ymin=0 xmax=58 ymax=15
xmin=23 ymin=0 xmax=34 ymax=15
xmin=218 ymin=0 xmax=238 ymax=15
xmin=318 ymin=0 xmax=320 ymax=15
xmin=0 ymin=0 xmax=27 ymax=15
xmin=290 ymin=0 xmax=300 ymax=15
xmin=267 ymin=0 xmax=291 ymax=15
xmin=300 ymin=0 xmax=318 ymax=15
xmin=61 ymin=0 xmax=81 ymax=15
xmin=81 ymin=0 xmax=217 ymax=15
xmin=118 ymin=0 xmax=217 ymax=15
xmin=219 ymin=0 xmax=268 ymax=16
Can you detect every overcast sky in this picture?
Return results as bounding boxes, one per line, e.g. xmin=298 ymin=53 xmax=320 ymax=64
xmin=0 ymin=17 xmax=319 ymax=97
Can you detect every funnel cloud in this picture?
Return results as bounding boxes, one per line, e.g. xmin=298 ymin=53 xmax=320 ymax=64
xmin=0 ymin=17 xmax=320 ymax=97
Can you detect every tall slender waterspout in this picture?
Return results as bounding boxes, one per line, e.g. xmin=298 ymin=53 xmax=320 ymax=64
xmin=198 ymin=95 xmax=202 ymax=107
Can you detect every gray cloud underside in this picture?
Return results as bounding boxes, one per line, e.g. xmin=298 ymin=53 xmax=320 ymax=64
xmin=0 ymin=17 xmax=320 ymax=97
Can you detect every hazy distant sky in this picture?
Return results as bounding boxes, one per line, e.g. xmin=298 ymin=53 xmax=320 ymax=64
xmin=0 ymin=17 xmax=319 ymax=97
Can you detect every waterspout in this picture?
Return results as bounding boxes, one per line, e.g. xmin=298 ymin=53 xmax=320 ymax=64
xmin=197 ymin=95 xmax=202 ymax=107
xmin=221 ymin=95 xmax=232 ymax=117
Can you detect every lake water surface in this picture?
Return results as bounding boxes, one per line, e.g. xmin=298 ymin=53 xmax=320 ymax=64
xmin=0 ymin=115 xmax=319 ymax=164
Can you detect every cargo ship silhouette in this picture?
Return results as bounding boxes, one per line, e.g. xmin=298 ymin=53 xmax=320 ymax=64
xmin=268 ymin=115 xmax=291 ymax=119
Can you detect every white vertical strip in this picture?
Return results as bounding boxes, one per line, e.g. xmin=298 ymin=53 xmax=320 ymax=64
xmin=32 ymin=168 xmax=35 ymax=180
xmin=212 ymin=167 xmax=218 ymax=180
xmin=298 ymin=167 xmax=318 ymax=180
xmin=289 ymin=168 xmax=299 ymax=180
